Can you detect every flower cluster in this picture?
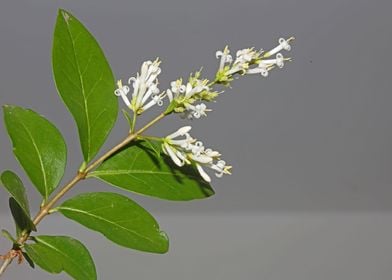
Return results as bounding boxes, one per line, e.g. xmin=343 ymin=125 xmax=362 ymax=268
xmin=113 ymin=37 xmax=294 ymax=183
xmin=162 ymin=126 xmax=231 ymax=182
xmin=115 ymin=58 xmax=166 ymax=115
xmin=215 ymin=37 xmax=294 ymax=84
xmin=166 ymin=71 xmax=219 ymax=119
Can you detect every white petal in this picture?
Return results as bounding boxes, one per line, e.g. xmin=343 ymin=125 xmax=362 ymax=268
xmin=164 ymin=143 xmax=183 ymax=167
xmin=196 ymin=164 xmax=211 ymax=182
xmin=190 ymin=154 xmax=213 ymax=164
xmin=166 ymin=126 xmax=192 ymax=139
xmin=167 ymin=89 xmax=173 ymax=102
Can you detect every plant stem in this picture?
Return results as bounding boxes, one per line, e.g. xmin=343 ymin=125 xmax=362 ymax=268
xmin=138 ymin=135 xmax=163 ymax=142
xmin=0 ymin=112 xmax=166 ymax=278
xmin=0 ymin=259 xmax=12 ymax=276
xmin=131 ymin=114 xmax=137 ymax=133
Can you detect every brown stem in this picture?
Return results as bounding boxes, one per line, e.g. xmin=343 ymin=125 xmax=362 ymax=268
xmin=0 ymin=112 xmax=166 ymax=278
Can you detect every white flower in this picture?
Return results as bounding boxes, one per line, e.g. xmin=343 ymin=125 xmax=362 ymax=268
xmin=185 ymin=82 xmax=209 ymax=99
xmin=183 ymin=103 xmax=210 ymax=119
xmin=140 ymin=91 xmax=166 ymax=111
xmin=209 ymin=160 xmax=230 ymax=178
xmin=162 ymin=126 xmax=231 ymax=182
xmin=227 ymin=48 xmax=261 ymax=75
xmin=124 ymin=58 xmax=163 ymax=114
xmin=170 ymin=80 xmax=186 ymax=96
xmin=165 ymin=126 xmax=195 ymax=149
xmin=204 ymin=148 xmax=221 ymax=158
xmin=162 ymin=143 xmax=187 ymax=167
xmin=166 ymin=126 xmax=192 ymax=140
xmin=114 ymin=80 xmax=131 ymax=107
xmin=260 ymin=53 xmax=285 ymax=68
xmin=188 ymin=141 xmax=205 ymax=156
xmin=235 ymin=48 xmax=258 ymax=64
xmin=167 ymin=79 xmax=209 ymax=102
xmin=246 ymin=53 xmax=288 ymax=77
xmin=264 ymin=37 xmax=294 ymax=58
xmin=216 ymin=46 xmax=233 ymax=71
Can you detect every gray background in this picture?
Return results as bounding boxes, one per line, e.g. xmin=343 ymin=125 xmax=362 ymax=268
xmin=1 ymin=0 xmax=392 ymax=279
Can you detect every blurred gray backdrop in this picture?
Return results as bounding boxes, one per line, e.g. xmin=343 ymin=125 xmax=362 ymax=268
xmin=1 ymin=0 xmax=392 ymax=279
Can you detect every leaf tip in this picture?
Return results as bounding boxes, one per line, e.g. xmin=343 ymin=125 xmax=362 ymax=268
xmin=58 ymin=9 xmax=72 ymax=23
xmin=159 ymin=231 xmax=170 ymax=254
xmin=2 ymin=104 xmax=14 ymax=113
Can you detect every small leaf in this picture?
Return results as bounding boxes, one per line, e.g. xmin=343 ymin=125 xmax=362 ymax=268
xmin=1 ymin=229 xmax=16 ymax=243
xmin=3 ymin=106 xmax=67 ymax=199
xmin=121 ymin=109 xmax=133 ymax=128
xmin=24 ymin=235 xmax=96 ymax=280
xmin=58 ymin=192 xmax=169 ymax=253
xmin=90 ymin=141 xmax=215 ymax=201
xmin=52 ymin=9 xmax=118 ymax=163
xmin=9 ymin=198 xmax=36 ymax=236
xmin=22 ymin=252 xmax=35 ymax=269
xmin=142 ymin=138 xmax=162 ymax=158
xmin=1 ymin=170 xmax=30 ymax=215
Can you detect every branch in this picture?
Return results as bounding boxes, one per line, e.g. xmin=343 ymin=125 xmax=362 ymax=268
xmin=0 ymin=112 xmax=166 ymax=278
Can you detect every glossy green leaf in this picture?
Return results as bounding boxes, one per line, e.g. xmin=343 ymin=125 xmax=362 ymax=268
xmin=9 ymin=198 xmax=36 ymax=236
xmin=3 ymin=106 xmax=67 ymax=199
xmin=90 ymin=141 xmax=215 ymax=201
xmin=24 ymin=235 xmax=96 ymax=280
xmin=58 ymin=192 xmax=169 ymax=253
xmin=52 ymin=9 xmax=117 ymax=163
xmin=1 ymin=170 xmax=30 ymax=215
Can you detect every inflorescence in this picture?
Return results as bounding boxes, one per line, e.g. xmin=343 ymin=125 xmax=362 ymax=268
xmin=114 ymin=37 xmax=294 ymax=182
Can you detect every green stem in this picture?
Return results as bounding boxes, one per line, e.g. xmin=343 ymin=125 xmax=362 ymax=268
xmin=138 ymin=135 xmax=164 ymax=142
xmin=131 ymin=114 xmax=137 ymax=133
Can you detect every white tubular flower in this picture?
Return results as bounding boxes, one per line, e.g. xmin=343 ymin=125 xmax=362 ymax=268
xmin=166 ymin=126 xmax=192 ymax=140
xmin=141 ymin=91 xmax=167 ymax=111
xmin=264 ymin=37 xmax=294 ymax=58
xmin=184 ymin=103 xmax=210 ymax=119
xmin=127 ymin=58 xmax=162 ymax=114
xmin=114 ymin=80 xmax=131 ymax=107
xmin=163 ymin=126 xmax=231 ymax=182
xmin=259 ymin=53 xmax=285 ymax=68
xmin=227 ymin=48 xmax=261 ymax=75
xmin=204 ymin=148 xmax=221 ymax=158
xmin=246 ymin=64 xmax=269 ymax=77
xmin=235 ymin=48 xmax=258 ymax=64
xmin=247 ymin=53 xmax=288 ymax=77
xmin=188 ymin=141 xmax=205 ymax=156
xmin=171 ymin=80 xmax=186 ymax=96
xmin=184 ymin=82 xmax=209 ymax=99
xmin=167 ymin=79 xmax=209 ymax=103
xmin=216 ymin=46 xmax=233 ymax=71
xmin=209 ymin=160 xmax=231 ymax=178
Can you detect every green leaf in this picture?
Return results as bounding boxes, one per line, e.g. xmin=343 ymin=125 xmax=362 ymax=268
xmin=9 ymin=198 xmax=36 ymax=236
xmin=90 ymin=141 xmax=215 ymax=201
xmin=58 ymin=192 xmax=169 ymax=254
xmin=24 ymin=235 xmax=96 ymax=280
xmin=1 ymin=170 xmax=30 ymax=215
xmin=3 ymin=106 xmax=67 ymax=199
xmin=1 ymin=229 xmax=16 ymax=243
xmin=52 ymin=9 xmax=117 ymax=163
xmin=22 ymin=252 xmax=35 ymax=269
